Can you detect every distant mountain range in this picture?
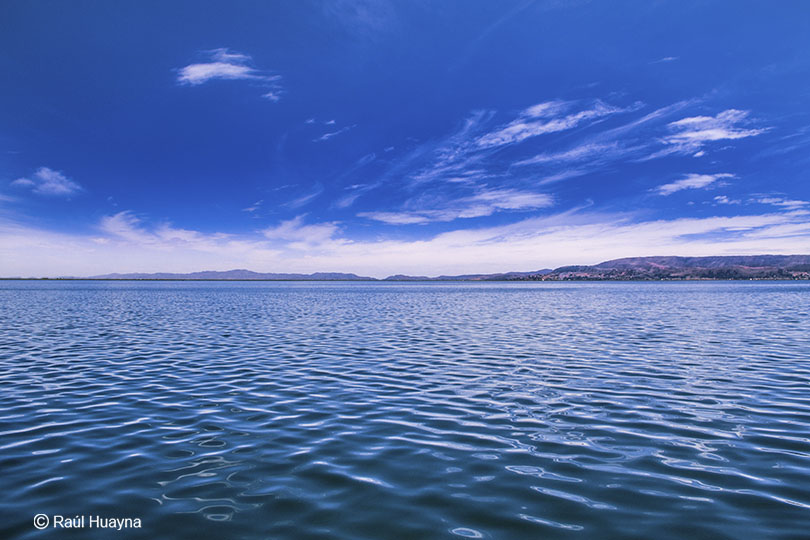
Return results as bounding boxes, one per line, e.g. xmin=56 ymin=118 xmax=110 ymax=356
xmin=25 ymin=255 xmax=798 ymax=281
xmin=84 ymin=269 xmax=554 ymax=281
xmin=88 ymin=270 xmax=376 ymax=280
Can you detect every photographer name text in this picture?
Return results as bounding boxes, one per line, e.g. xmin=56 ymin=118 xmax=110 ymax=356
xmin=34 ymin=514 xmax=142 ymax=530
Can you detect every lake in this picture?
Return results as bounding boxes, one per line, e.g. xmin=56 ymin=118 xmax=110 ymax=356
xmin=1 ymin=281 xmax=809 ymax=539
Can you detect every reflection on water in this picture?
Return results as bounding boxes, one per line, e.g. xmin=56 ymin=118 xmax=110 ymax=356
xmin=1 ymin=281 xmax=809 ymax=539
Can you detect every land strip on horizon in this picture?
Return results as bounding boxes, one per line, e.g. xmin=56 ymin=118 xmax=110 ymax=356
xmin=3 ymin=255 xmax=810 ymax=281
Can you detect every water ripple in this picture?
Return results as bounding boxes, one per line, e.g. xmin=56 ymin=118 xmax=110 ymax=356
xmin=1 ymin=281 xmax=809 ymax=539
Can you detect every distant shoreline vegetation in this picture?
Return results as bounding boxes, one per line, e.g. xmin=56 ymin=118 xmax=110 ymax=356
xmin=4 ymin=255 xmax=810 ymax=281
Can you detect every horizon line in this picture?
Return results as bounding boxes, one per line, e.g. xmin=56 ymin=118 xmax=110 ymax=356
xmin=3 ymin=253 xmax=809 ymax=281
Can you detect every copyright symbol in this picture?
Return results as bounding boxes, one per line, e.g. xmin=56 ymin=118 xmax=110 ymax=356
xmin=34 ymin=514 xmax=49 ymax=529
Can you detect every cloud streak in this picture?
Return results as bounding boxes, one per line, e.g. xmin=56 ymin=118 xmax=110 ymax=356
xmin=12 ymin=167 xmax=83 ymax=196
xmin=177 ymin=48 xmax=283 ymax=100
xmin=663 ymin=109 xmax=767 ymax=153
xmin=359 ymin=188 xmax=553 ymax=224
xmin=656 ymin=173 xmax=734 ymax=196
xmin=314 ymin=124 xmax=356 ymax=142
xmin=753 ymin=196 xmax=808 ymax=211
xmin=475 ymin=100 xmax=633 ymax=149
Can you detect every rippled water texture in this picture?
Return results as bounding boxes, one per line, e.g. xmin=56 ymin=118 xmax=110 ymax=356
xmin=2 ymin=281 xmax=809 ymax=539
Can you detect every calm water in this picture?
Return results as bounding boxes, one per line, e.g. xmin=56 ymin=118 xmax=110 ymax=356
xmin=1 ymin=281 xmax=809 ymax=539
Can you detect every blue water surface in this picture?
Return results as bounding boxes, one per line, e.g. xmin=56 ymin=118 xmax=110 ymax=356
xmin=1 ymin=281 xmax=809 ymax=539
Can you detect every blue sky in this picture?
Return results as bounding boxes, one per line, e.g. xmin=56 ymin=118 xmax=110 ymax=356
xmin=2 ymin=1 xmax=810 ymax=277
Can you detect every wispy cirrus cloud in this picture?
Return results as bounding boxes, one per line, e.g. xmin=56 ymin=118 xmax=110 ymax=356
xmin=514 ymin=141 xmax=628 ymax=166
xmin=513 ymin=100 xmax=694 ymax=169
xmin=331 ymin=153 xmax=379 ymax=209
xmin=360 ymin=188 xmax=553 ymax=224
xmin=348 ymin=99 xmax=642 ymax=224
xmin=753 ymin=196 xmax=808 ymax=211
xmin=513 ymin=103 xmax=768 ymax=170
xmin=662 ymin=109 xmax=767 ymax=153
xmin=382 ymin=98 xmax=688 ymax=193
xmin=341 ymin=97 xmax=771 ymax=227
xmin=99 ymin=211 xmax=155 ymax=244
xmin=402 ymin=100 xmax=636 ymax=187
xmin=656 ymin=173 xmax=734 ymax=196
xmin=314 ymin=124 xmax=356 ymax=142
xmin=285 ymin=186 xmax=324 ymax=209
xmin=242 ymin=200 xmax=263 ymax=213
xmin=177 ymin=48 xmax=283 ymax=100
xmin=475 ymin=100 xmax=635 ymax=149
xmin=261 ymin=90 xmax=283 ymax=102
xmin=12 ymin=167 xmax=83 ymax=196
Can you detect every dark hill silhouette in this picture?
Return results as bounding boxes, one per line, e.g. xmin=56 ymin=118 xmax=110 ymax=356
xmin=90 ymin=269 xmax=375 ymax=280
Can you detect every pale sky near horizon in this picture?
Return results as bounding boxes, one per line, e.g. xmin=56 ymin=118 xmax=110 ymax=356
xmin=2 ymin=1 xmax=810 ymax=277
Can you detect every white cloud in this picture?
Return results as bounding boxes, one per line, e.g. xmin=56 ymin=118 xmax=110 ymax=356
xmin=663 ymin=109 xmax=766 ymax=152
xmin=177 ymin=48 xmax=283 ymax=100
xmin=713 ymin=195 xmax=740 ymax=205
xmin=536 ymin=170 xmax=590 ymax=185
xmin=476 ymin=100 xmax=630 ymax=149
xmin=514 ymin=101 xmax=695 ymax=169
xmin=513 ymin=102 xmax=766 ymax=171
xmin=210 ymin=49 xmax=250 ymax=63
xmin=2 ymin=209 xmax=810 ymax=278
xmin=12 ymin=167 xmax=83 ymax=196
xmin=178 ymin=62 xmax=258 ymax=85
xmin=99 ymin=211 xmax=233 ymax=247
xmin=514 ymin=142 xmax=624 ymax=166
xmin=314 ymin=124 xmax=356 ymax=142
xmin=242 ymin=200 xmax=263 ymax=213
xmin=262 ymin=216 xmax=341 ymax=247
xmin=472 ymin=188 xmax=551 ymax=209
xmin=285 ymin=187 xmax=323 ymax=209
xmin=375 ymin=99 xmax=649 ymax=197
xmin=359 ymin=188 xmax=553 ymax=224
xmin=361 ymin=100 xmax=765 ymax=221
xmin=522 ymin=100 xmax=572 ymax=119
xmin=656 ymin=173 xmax=733 ymax=196
xmin=344 ymin=99 xmax=650 ymax=223
xmin=357 ymin=211 xmax=433 ymax=225
xmin=754 ymin=197 xmax=808 ymax=210
xmin=99 ymin=211 xmax=151 ymax=243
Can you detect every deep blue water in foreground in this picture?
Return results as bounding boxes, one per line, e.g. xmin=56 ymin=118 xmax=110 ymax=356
xmin=1 ymin=281 xmax=809 ymax=539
